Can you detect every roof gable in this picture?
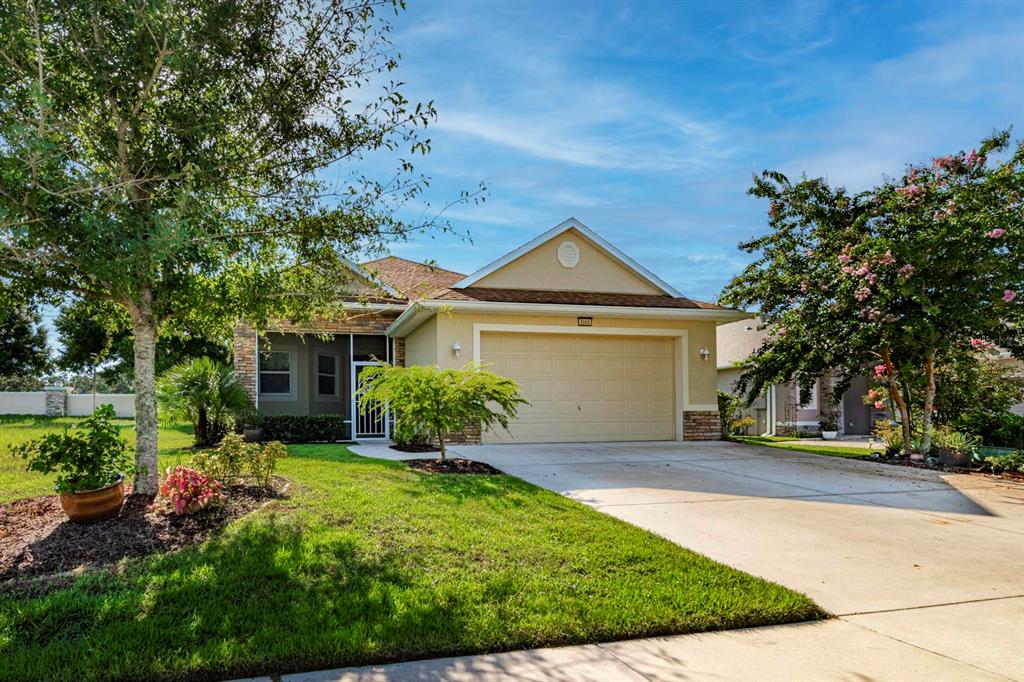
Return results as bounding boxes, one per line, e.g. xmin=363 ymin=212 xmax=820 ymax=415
xmin=360 ymin=256 xmax=465 ymax=300
xmin=451 ymin=218 xmax=683 ymax=297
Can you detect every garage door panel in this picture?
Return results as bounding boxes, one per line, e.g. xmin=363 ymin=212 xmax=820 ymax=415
xmin=481 ymin=332 xmax=677 ymax=443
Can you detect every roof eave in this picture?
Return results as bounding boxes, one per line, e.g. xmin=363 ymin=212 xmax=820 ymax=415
xmin=386 ymin=299 xmax=749 ymax=337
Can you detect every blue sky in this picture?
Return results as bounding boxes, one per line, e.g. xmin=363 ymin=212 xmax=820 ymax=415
xmin=356 ymin=0 xmax=1022 ymax=302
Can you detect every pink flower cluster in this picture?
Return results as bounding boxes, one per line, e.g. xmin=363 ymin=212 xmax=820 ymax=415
xmin=965 ymin=149 xmax=986 ymax=167
xmin=1005 ymin=290 xmax=1018 ymax=303
xmin=988 ymin=228 xmax=1006 ymax=238
xmin=971 ymin=338 xmax=992 ymax=350
xmin=160 ymin=465 xmax=222 ymax=515
xmin=898 ymin=263 xmax=914 ymax=277
xmin=895 ymin=185 xmax=924 ymax=202
xmin=873 ymin=364 xmax=888 ymax=378
xmin=854 ymin=286 xmax=872 ymax=302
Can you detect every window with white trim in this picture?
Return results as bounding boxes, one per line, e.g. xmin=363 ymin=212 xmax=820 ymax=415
xmin=259 ymin=351 xmax=292 ymax=395
xmin=317 ymin=353 xmax=338 ymax=397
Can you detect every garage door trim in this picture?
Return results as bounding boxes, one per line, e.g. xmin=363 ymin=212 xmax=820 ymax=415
xmin=473 ymin=323 xmax=692 ymax=440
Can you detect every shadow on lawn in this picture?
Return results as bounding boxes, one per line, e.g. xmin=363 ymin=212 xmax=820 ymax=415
xmin=4 ymin=514 xmax=477 ymax=682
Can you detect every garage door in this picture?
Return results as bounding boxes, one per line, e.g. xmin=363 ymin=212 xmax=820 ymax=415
xmin=480 ymin=332 xmax=675 ymax=443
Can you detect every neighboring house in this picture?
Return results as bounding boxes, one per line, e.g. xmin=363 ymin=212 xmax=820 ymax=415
xmin=233 ymin=218 xmax=746 ymax=443
xmin=716 ymin=319 xmax=889 ymax=436
xmin=993 ymin=351 xmax=1024 ymax=417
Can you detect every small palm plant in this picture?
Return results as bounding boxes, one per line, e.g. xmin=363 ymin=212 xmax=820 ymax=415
xmin=158 ymin=357 xmax=253 ymax=446
xmin=358 ymin=363 xmax=527 ymax=460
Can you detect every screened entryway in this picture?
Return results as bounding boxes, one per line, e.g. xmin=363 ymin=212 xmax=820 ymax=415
xmin=255 ymin=332 xmax=393 ymax=440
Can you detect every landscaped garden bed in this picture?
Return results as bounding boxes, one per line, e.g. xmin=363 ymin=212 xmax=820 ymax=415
xmin=403 ymin=457 xmax=502 ymax=475
xmin=0 ymin=477 xmax=287 ymax=582
xmin=0 ymin=444 xmax=824 ymax=682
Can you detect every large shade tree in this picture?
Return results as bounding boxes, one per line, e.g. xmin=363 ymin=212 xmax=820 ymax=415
xmin=721 ymin=131 xmax=1023 ymax=455
xmin=0 ymin=0 xmax=471 ymax=494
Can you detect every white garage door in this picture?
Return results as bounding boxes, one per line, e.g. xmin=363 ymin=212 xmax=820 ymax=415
xmin=481 ymin=332 xmax=675 ymax=443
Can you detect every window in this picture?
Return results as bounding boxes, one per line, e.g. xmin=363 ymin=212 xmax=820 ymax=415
xmin=259 ymin=351 xmax=292 ymax=395
xmin=317 ymin=353 xmax=338 ymax=397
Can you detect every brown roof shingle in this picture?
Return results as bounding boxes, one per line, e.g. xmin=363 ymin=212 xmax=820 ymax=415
xmin=434 ymin=287 xmax=728 ymax=310
xmin=360 ymin=256 xmax=465 ymax=300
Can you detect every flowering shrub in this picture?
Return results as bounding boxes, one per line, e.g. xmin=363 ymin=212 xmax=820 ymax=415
xmin=190 ymin=433 xmax=286 ymax=490
xmin=160 ymin=466 xmax=221 ymax=515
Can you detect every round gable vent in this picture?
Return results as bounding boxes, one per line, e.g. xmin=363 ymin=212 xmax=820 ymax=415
xmin=557 ymin=240 xmax=580 ymax=268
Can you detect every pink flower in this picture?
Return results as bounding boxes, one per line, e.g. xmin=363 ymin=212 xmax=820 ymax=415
xmin=1004 ymin=289 xmax=1017 ymax=303
xmin=865 ymin=273 xmax=878 ymax=285
xmin=898 ymin=264 xmax=914 ymax=277
xmin=895 ymin=185 xmax=924 ymax=201
xmin=855 ymin=286 xmax=872 ymax=302
xmin=987 ymin=228 xmax=1006 ymax=238
xmin=971 ymin=338 xmax=990 ymax=349
xmin=873 ymin=364 xmax=887 ymax=378
xmin=874 ymin=401 xmax=885 ymax=410
xmin=878 ymin=250 xmax=895 ymax=266
xmin=966 ymin=149 xmax=985 ymax=167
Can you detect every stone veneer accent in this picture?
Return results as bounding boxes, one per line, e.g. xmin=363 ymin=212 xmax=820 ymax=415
xmin=683 ymin=410 xmax=722 ymax=440
xmin=444 ymin=421 xmax=482 ymax=446
xmin=232 ymin=310 xmax=403 ymax=401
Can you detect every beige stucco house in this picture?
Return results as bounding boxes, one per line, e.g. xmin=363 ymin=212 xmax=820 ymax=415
xmin=234 ymin=218 xmax=747 ymax=443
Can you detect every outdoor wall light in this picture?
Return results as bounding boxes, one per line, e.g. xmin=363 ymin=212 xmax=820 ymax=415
xmin=451 ymin=342 xmax=462 ymax=358
xmin=699 ymin=347 xmax=711 ymax=362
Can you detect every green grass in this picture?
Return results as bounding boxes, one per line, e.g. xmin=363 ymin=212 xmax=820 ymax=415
xmin=0 ymin=415 xmax=195 ymax=502
xmin=733 ymin=436 xmax=876 ymax=460
xmin=0 ymin=444 xmax=825 ymax=682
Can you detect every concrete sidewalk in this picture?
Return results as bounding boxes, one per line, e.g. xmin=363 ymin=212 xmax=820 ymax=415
xmin=238 ymin=441 xmax=1022 ymax=681
xmin=257 ymin=616 xmax=1015 ymax=681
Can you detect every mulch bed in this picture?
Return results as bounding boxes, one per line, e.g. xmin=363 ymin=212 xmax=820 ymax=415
xmin=403 ymin=458 xmax=503 ymax=475
xmin=868 ymin=456 xmax=1024 ymax=482
xmin=391 ymin=443 xmax=440 ymax=453
xmin=0 ymin=476 xmax=288 ymax=582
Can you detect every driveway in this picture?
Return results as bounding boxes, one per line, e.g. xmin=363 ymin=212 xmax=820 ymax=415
xmin=347 ymin=440 xmax=1023 ymax=680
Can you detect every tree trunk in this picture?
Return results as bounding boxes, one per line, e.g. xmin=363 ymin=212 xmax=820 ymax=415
xmin=128 ymin=292 xmax=159 ymax=497
xmin=920 ymin=352 xmax=937 ymax=454
xmin=437 ymin=429 xmax=447 ymax=462
xmin=196 ymin=407 xmax=209 ymax=446
xmin=881 ymin=348 xmax=913 ymax=457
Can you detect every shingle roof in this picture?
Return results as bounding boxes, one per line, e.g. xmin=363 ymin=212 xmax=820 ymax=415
xmin=434 ymin=287 xmax=728 ymax=310
xmin=360 ymin=255 xmax=728 ymax=311
xmin=360 ymin=256 xmax=465 ymax=300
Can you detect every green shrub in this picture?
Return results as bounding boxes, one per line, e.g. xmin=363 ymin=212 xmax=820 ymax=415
xmin=10 ymin=404 xmax=135 ymax=493
xmin=954 ymin=410 xmax=1024 ymax=449
xmin=985 ymin=450 xmax=1024 ymax=474
xmin=358 ymin=363 xmax=526 ymax=460
xmin=191 ymin=433 xmax=248 ymax=484
xmin=717 ymin=390 xmax=753 ymax=438
xmin=392 ymin=421 xmax=432 ymax=448
xmin=255 ymin=414 xmax=349 ymax=443
xmin=873 ymin=419 xmax=904 ymax=456
xmin=191 ymin=432 xmax=286 ymax=489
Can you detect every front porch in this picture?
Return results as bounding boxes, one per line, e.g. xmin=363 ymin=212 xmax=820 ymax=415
xmin=233 ymin=315 xmax=404 ymax=441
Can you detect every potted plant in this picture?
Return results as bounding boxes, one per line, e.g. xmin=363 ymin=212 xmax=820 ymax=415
xmin=11 ymin=404 xmax=137 ymax=523
xmin=934 ymin=426 xmax=979 ymax=467
xmin=819 ymin=409 xmax=839 ymax=440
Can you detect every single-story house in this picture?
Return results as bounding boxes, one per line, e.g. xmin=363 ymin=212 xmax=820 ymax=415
xmin=233 ymin=218 xmax=747 ymax=443
xmin=716 ymin=318 xmax=890 ymax=436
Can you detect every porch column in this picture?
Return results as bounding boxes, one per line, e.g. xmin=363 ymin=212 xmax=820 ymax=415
xmin=233 ymin=323 xmax=259 ymax=402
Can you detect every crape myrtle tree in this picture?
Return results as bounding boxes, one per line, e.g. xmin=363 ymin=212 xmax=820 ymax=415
xmin=0 ymin=0 xmax=478 ymax=495
xmin=720 ymin=131 xmax=1023 ymax=456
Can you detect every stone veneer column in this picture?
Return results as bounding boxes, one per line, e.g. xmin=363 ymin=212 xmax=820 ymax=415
xmin=232 ymin=324 xmax=258 ymax=401
xmin=393 ymin=337 xmax=405 ymax=367
xmin=44 ymin=386 xmax=68 ymax=417
xmin=683 ymin=410 xmax=722 ymax=440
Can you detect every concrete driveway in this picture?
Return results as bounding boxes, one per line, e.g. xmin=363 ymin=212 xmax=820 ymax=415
xmin=400 ymin=440 xmax=1024 ymax=680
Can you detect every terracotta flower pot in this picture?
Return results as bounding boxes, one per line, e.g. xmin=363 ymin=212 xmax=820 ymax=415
xmin=59 ymin=474 xmax=126 ymax=524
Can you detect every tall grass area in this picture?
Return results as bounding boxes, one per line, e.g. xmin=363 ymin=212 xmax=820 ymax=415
xmin=0 ymin=444 xmax=823 ymax=682
xmin=0 ymin=415 xmax=194 ymax=502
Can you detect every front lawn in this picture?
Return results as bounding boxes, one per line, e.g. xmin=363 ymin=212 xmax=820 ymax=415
xmin=0 ymin=444 xmax=824 ymax=682
xmin=0 ymin=415 xmax=195 ymax=503
xmin=734 ymin=435 xmax=876 ymax=460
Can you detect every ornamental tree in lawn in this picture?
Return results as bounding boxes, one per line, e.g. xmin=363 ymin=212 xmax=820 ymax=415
xmin=357 ymin=364 xmax=527 ymax=460
xmin=720 ymin=131 xmax=1022 ymax=455
xmin=0 ymin=1 xmax=475 ymax=495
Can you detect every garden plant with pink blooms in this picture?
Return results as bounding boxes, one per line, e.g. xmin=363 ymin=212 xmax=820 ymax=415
xmin=721 ymin=130 xmax=1022 ymax=456
xmin=160 ymin=465 xmax=222 ymax=515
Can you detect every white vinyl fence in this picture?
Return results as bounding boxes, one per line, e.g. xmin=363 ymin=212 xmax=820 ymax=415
xmin=0 ymin=388 xmax=135 ymax=418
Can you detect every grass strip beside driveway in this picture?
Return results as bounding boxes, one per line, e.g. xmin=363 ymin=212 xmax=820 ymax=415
xmin=734 ymin=436 xmax=876 ymax=460
xmin=0 ymin=445 xmax=824 ymax=682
